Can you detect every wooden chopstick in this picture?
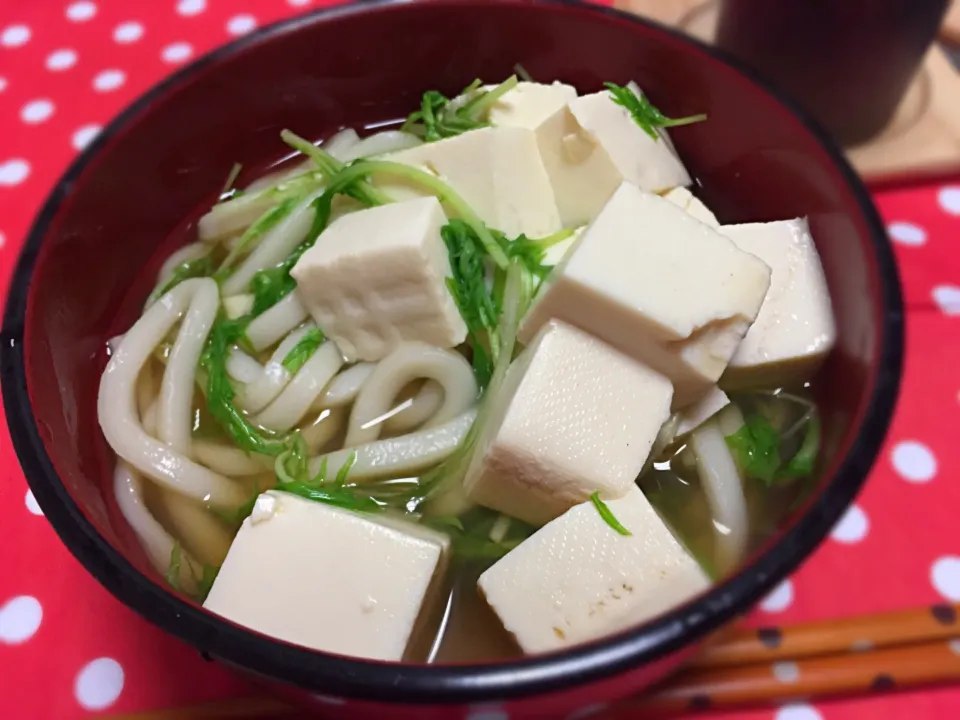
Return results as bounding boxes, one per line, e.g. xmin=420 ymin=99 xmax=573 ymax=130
xmin=690 ymin=603 xmax=960 ymax=669
xmin=632 ymin=637 xmax=960 ymax=716
xmin=112 ymin=603 xmax=960 ymax=719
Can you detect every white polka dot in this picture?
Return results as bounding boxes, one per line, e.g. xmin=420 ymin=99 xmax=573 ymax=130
xmin=891 ymin=440 xmax=938 ymax=482
xmin=0 ymin=596 xmax=42 ymax=644
xmin=66 ymin=2 xmax=97 ymax=22
xmin=830 ymin=503 xmax=869 ymax=544
xmin=851 ymin=638 xmax=874 ymax=652
xmin=25 ymin=489 xmax=43 ymax=516
xmin=93 ymin=69 xmax=125 ymax=92
xmin=20 ymin=99 xmax=54 ymax=124
xmin=931 ymin=556 xmax=960 ymax=601
xmin=938 ymin=186 xmax=960 ymax=216
xmin=177 ymin=0 xmax=206 ymax=16
xmin=759 ymin=578 xmax=793 ymax=613
xmin=0 ymin=77 xmax=7 ymax=92
xmin=0 ymin=159 xmax=30 ymax=186
xmin=933 ymin=285 xmax=960 ymax=316
xmin=113 ymin=22 xmax=143 ymax=44
xmin=72 ymin=124 xmax=101 ymax=151
xmin=226 ymin=14 xmax=257 ymax=36
xmin=74 ymin=658 xmax=124 ymax=710
xmin=776 ymin=704 xmax=823 ymax=720
xmin=288 ymin=0 xmax=312 ymax=5
xmin=0 ymin=231 xmax=5 ymax=247
xmin=1 ymin=24 xmax=31 ymax=47
xmin=887 ymin=221 xmax=927 ymax=246
xmin=949 ymin=638 xmax=960 ymax=656
xmin=46 ymin=49 xmax=78 ymax=71
xmin=772 ymin=661 xmax=800 ymax=683
xmin=161 ymin=42 xmax=193 ymax=64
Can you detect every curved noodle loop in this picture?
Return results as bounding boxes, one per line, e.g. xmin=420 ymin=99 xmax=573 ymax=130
xmin=345 ymin=342 xmax=477 ymax=447
xmin=113 ymin=461 xmax=199 ymax=593
xmin=309 ymin=409 xmax=477 ymax=482
xmin=255 ymin=341 xmax=344 ymax=432
xmin=98 ymin=279 xmax=246 ymax=508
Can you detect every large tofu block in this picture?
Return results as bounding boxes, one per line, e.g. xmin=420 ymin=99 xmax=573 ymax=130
xmin=568 ymin=91 xmax=691 ymax=195
xmin=515 ymin=88 xmax=694 ymax=228
xmin=380 ymin=126 xmax=561 ymax=238
xmin=478 ymin=486 xmax=710 ymax=654
xmin=487 ymin=81 xmax=578 ymax=129
xmin=525 ymin=104 xmax=624 ymax=228
xmin=663 ymin=186 xmax=720 ymax=227
xmin=520 ymin=182 xmax=772 ymax=406
xmin=538 ymin=90 xmax=692 ymax=227
xmin=290 ymin=197 xmax=466 ymax=362
xmin=720 ymin=219 xmax=836 ymax=388
xmin=463 ymin=320 xmax=673 ymax=527
xmin=204 ymin=491 xmax=450 ymax=661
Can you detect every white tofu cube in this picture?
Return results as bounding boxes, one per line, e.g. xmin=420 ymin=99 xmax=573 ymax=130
xmin=478 ymin=486 xmax=710 ymax=654
xmin=487 ymin=81 xmax=578 ymax=129
xmin=379 ymin=127 xmax=561 ymax=238
xmin=520 ymin=182 xmax=772 ymax=406
xmin=675 ymin=386 xmax=730 ymax=436
xmin=567 ymin=91 xmax=691 ymax=196
xmin=663 ymin=186 xmax=720 ymax=227
xmin=719 ymin=219 xmax=837 ymax=388
xmin=509 ymin=88 xmax=694 ymax=228
xmin=463 ymin=320 xmax=673 ymax=527
xmin=290 ymin=197 xmax=466 ymax=362
xmin=204 ymin=491 xmax=450 ymax=661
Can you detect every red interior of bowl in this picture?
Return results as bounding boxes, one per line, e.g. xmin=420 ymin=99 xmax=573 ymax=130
xmin=3 ymin=0 xmax=901 ymax=705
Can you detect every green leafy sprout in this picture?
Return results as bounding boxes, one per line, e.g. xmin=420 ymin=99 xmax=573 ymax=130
xmin=281 ymin=328 xmax=325 ymax=374
xmin=725 ymin=412 xmax=820 ymax=485
xmin=402 ymin=76 xmax=519 ymax=142
xmin=590 ymin=491 xmax=632 ymax=536
xmin=605 ymin=82 xmax=707 ymax=140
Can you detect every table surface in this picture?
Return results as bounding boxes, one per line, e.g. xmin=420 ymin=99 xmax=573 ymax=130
xmin=1 ymin=1 xmax=960 ymax=718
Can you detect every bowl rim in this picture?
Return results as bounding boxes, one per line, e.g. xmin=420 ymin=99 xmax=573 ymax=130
xmin=1 ymin=0 xmax=903 ymax=705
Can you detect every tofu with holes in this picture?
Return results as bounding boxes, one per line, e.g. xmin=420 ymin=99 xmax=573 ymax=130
xmin=478 ymin=486 xmax=710 ymax=654
xmin=290 ymin=196 xmax=466 ymax=362
xmin=663 ymin=186 xmax=720 ymax=227
xmin=719 ymin=218 xmax=836 ymax=388
xmin=378 ymin=126 xmax=561 ymax=237
xmin=519 ymin=182 xmax=772 ymax=407
xmin=463 ymin=320 xmax=673 ymax=527
xmin=516 ymin=89 xmax=692 ymax=227
xmin=203 ymin=491 xmax=450 ymax=661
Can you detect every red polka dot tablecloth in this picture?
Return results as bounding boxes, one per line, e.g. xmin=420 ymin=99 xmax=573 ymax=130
xmin=1 ymin=1 xmax=960 ymax=719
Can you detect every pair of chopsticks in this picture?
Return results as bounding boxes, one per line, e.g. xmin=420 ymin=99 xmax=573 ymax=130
xmin=630 ymin=601 xmax=960 ymax=716
xmin=115 ymin=602 xmax=960 ymax=719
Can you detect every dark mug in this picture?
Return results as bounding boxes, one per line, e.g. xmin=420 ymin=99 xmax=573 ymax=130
xmin=715 ymin=0 xmax=950 ymax=146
